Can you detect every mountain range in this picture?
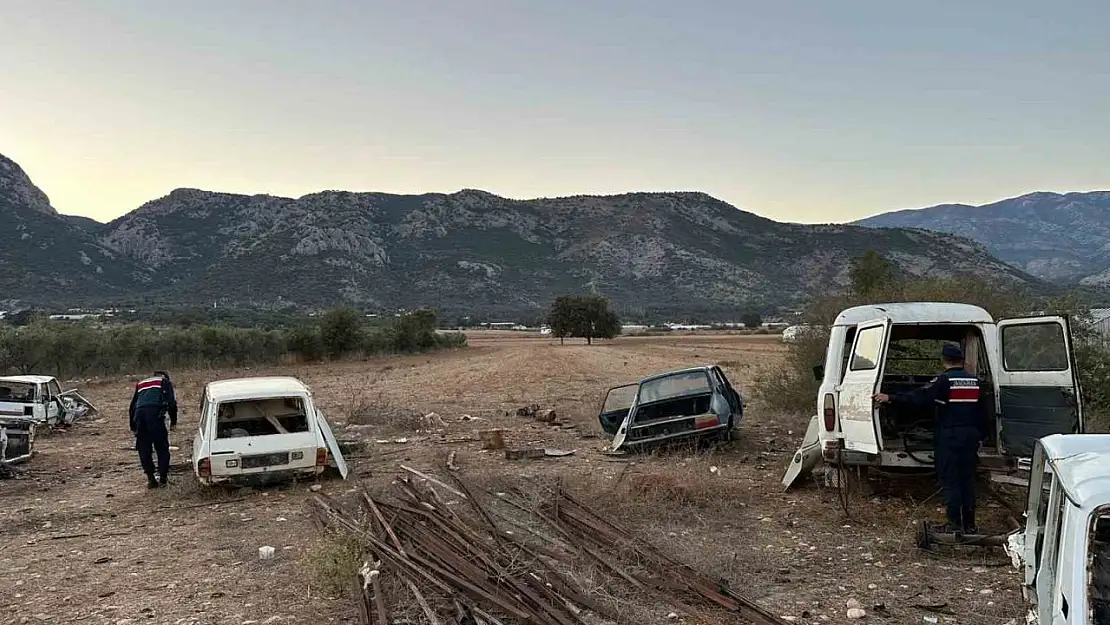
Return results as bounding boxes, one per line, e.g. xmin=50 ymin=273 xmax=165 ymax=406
xmin=855 ymin=191 xmax=1110 ymax=286
xmin=0 ymin=151 xmax=1065 ymax=315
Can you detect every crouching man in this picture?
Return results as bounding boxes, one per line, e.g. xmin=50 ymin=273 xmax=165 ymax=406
xmin=128 ymin=370 xmax=178 ymax=489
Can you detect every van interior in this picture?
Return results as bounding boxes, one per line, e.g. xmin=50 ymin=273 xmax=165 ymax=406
xmin=215 ymin=397 xmax=310 ymax=439
xmin=840 ymin=324 xmax=997 ymax=457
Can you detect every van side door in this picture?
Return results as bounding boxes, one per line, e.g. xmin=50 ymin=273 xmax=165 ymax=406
xmin=995 ymin=316 xmax=1083 ymax=457
xmin=838 ymin=317 xmax=891 ymax=455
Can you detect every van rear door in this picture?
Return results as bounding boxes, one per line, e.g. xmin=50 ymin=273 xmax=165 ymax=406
xmin=839 ymin=317 xmax=891 ymax=455
xmin=996 ymin=316 xmax=1083 ymax=457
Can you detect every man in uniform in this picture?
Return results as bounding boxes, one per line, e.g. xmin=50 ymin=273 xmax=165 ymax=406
xmin=873 ymin=344 xmax=985 ymax=533
xmin=128 ymin=370 xmax=178 ymax=489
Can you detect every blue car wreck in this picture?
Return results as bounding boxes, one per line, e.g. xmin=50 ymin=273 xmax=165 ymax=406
xmin=599 ymin=365 xmax=744 ymax=451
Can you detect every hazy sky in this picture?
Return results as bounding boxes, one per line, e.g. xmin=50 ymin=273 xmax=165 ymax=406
xmin=2 ymin=0 xmax=1107 ymax=224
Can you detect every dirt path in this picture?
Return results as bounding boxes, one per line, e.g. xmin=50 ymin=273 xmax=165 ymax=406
xmin=0 ymin=335 xmax=1025 ymax=624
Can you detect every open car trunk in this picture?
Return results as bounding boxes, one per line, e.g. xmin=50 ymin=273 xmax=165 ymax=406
xmin=625 ymin=393 xmax=718 ymax=444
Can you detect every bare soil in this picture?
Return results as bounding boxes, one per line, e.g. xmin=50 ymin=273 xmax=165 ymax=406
xmin=1 ymin=333 xmax=1024 ymax=624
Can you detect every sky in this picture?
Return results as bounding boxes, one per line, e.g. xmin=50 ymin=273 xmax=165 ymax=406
xmin=1 ymin=0 xmax=1108 ymax=224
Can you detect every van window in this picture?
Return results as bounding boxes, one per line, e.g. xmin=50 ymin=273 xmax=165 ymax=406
xmin=1002 ymin=322 xmax=1069 ymax=372
xmin=214 ymin=396 xmax=310 ymax=439
xmin=198 ymin=396 xmax=209 ymax=436
xmin=850 ymin=326 xmax=884 ymax=371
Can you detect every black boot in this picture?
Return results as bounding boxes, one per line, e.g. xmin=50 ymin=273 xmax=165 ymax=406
xmin=158 ymin=475 xmax=168 ymax=488
xmin=146 ymin=475 xmax=158 ymax=489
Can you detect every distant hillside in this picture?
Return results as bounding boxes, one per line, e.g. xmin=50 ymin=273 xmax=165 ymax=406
xmin=1 ymin=151 xmax=1046 ymax=313
xmin=0 ymin=154 xmax=148 ymax=307
xmin=855 ymin=191 xmax=1110 ymax=285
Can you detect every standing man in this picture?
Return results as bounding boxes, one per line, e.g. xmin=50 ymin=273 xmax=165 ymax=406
xmin=128 ymin=370 xmax=178 ymax=489
xmin=873 ymin=344 xmax=985 ymax=533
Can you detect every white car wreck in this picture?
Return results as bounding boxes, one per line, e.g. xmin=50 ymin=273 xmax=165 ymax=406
xmin=783 ymin=302 xmax=1083 ymax=488
xmin=0 ymin=375 xmax=98 ymax=426
xmin=191 ymin=376 xmax=348 ymax=486
xmin=1005 ymin=434 xmax=1110 ymax=625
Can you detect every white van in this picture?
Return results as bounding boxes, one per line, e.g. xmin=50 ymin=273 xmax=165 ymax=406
xmin=782 ymin=302 xmax=1083 ymax=488
xmin=192 ymin=376 xmax=348 ymax=485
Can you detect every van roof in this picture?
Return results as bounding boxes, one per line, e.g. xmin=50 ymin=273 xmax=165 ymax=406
xmin=0 ymin=375 xmax=56 ymax=385
xmin=206 ymin=376 xmax=311 ymax=402
xmin=1040 ymin=434 xmax=1110 ymax=510
xmin=834 ymin=302 xmax=994 ymax=326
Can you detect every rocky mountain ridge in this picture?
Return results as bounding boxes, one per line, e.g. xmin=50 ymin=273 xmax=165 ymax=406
xmin=855 ymin=191 xmax=1110 ymax=285
xmin=1 ymin=151 xmax=1046 ymax=314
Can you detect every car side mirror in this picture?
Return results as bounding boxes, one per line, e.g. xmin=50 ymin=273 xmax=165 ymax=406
xmin=812 ymin=365 xmax=824 ymax=381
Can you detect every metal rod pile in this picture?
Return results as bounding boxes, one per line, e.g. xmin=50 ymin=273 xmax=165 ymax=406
xmin=311 ymin=472 xmax=789 ymax=625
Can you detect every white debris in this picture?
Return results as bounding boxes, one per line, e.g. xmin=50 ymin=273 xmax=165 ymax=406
xmin=846 ymin=599 xmax=862 ymax=610
xmin=258 ymin=546 xmax=275 ymax=560
xmin=847 ymin=608 xmax=867 ymax=619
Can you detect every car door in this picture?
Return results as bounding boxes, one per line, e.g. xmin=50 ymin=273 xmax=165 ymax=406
xmin=41 ymin=384 xmax=61 ymax=425
xmin=995 ymin=316 xmax=1083 ymax=457
xmin=838 ymin=317 xmax=891 ymax=455
xmin=599 ymin=384 xmax=637 ymax=437
xmin=711 ymin=366 xmax=742 ymax=417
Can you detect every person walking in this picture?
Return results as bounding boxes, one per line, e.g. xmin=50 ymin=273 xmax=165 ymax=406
xmin=128 ymin=370 xmax=178 ymax=489
xmin=873 ymin=344 xmax=985 ymax=533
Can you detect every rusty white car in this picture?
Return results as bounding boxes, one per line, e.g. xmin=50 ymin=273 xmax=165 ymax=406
xmin=191 ymin=376 xmax=348 ymax=485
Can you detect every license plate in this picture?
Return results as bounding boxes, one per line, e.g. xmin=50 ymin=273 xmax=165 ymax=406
xmin=241 ymin=452 xmax=290 ymax=469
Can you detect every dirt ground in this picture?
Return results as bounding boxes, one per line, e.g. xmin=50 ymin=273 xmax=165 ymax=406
xmin=1 ymin=332 xmax=1025 ymax=624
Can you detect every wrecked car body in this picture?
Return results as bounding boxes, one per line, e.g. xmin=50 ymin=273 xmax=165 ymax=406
xmin=0 ymin=375 xmax=98 ymax=427
xmin=192 ymin=376 xmax=348 ymax=486
xmin=1004 ymin=434 xmax=1110 ymax=625
xmin=782 ymin=302 xmax=1083 ymax=489
xmin=0 ymin=414 xmax=34 ymax=466
xmin=600 ymin=365 xmax=744 ymax=451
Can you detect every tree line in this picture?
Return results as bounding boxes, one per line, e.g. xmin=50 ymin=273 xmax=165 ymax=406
xmin=0 ymin=308 xmax=465 ymax=379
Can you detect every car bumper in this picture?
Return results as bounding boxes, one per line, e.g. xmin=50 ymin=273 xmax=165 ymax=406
xmin=198 ymin=465 xmax=323 ymax=486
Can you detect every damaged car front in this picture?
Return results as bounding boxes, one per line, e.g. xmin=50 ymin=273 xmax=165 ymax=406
xmin=0 ymin=415 xmax=35 ymax=466
xmin=600 ymin=366 xmax=743 ymax=451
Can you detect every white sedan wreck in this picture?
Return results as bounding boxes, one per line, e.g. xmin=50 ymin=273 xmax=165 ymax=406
xmin=191 ymin=376 xmax=348 ymax=486
xmin=0 ymin=375 xmax=98 ymax=427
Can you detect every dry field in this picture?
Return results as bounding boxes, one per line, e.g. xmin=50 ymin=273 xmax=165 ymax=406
xmin=1 ymin=332 xmax=1024 ymax=625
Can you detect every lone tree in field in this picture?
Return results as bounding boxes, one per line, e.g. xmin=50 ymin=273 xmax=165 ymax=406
xmin=741 ymin=310 xmax=763 ymax=330
xmin=547 ymin=295 xmax=621 ymax=345
xmin=849 ymin=249 xmax=896 ymax=298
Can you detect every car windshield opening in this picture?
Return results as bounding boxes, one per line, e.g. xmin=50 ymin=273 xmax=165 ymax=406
xmin=0 ymin=382 xmax=36 ymax=402
xmin=215 ymin=396 xmax=310 ymax=438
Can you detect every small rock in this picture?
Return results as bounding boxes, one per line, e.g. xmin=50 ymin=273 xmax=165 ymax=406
xmin=846 ymin=599 xmax=862 ymax=610
xmin=666 ymin=613 xmax=678 ymax=620
xmin=309 ymin=485 xmax=322 ymax=492
xmin=847 ymin=608 xmax=867 ymax=619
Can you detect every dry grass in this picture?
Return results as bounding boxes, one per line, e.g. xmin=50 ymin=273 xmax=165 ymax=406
xmin=0 ymin=333 xmax=1026 ymax=624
